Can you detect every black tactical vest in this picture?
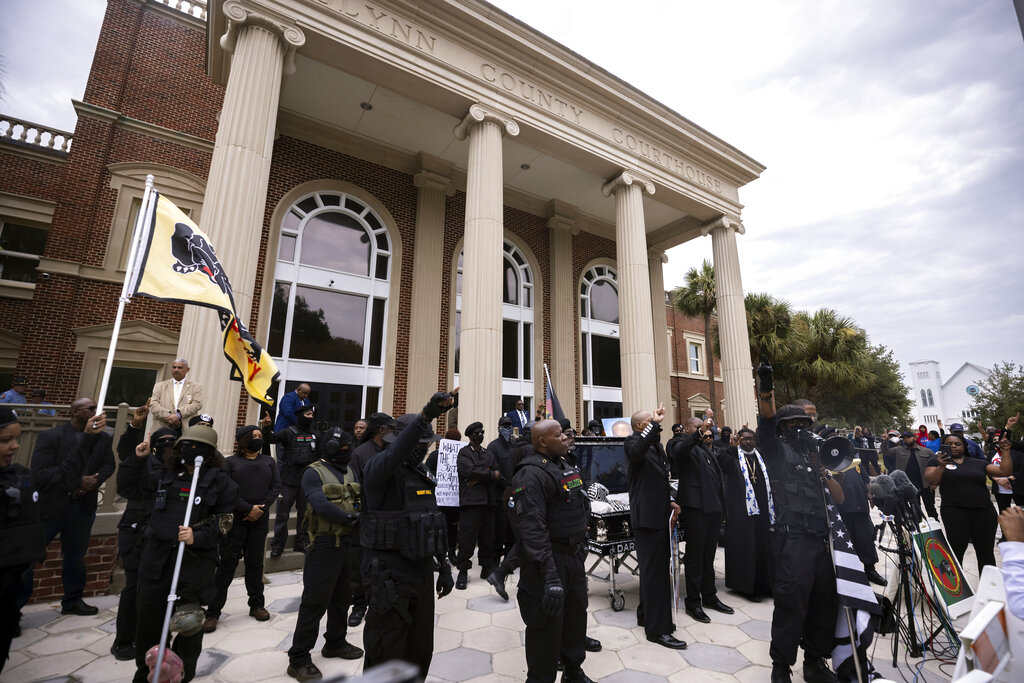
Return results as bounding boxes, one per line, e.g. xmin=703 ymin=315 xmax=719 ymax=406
xmin=1 ymin=463 xmax=44 ymax=567
xmin=286 ymin=426 xmax=317 ymax=467
xmin=517 ymin=454 xmax=589 ymax=546
xmin=146 ymin=466 xmax=230 ymax=542
xmin=359 ymin=465 xmax=447 ymax=559
xmin=773 ymin=439 xmax=828 ymax=534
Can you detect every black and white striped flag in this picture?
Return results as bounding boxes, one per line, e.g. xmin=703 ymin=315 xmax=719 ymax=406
xmin=825 ymin=493 xmax=881 ymax=679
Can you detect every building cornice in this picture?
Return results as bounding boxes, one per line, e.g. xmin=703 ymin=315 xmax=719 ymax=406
xmin=72 ymin=100 xmax=215 ymax=153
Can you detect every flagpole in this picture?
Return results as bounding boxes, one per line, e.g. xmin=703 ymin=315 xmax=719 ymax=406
xmin=94 ymin=174 xmax=155 ymax=417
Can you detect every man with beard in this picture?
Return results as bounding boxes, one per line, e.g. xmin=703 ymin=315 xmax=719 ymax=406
xmin=626 ymin=405 xmax=687 ymax=648
xmin=359 ymin=391 xmax=457 ymax=678
xmin=454 ymin=421 xmax=501 ymax=589
xmin=286 ymin=427 xmax=364 ymax=681
xmin=262 ymin=406 xmax=319 ymax=556
xmin=670 ymin=415 xmax=731 ymax=624
xmin=719 ymin=427 xmax=775 ymax=602
xmin=755 ymin=361 xmax=844 ymax=683
xmin=509 ymin=419 xmax=594 ymax=682
xmin=110 ymin=400 xmax=174 ymax=661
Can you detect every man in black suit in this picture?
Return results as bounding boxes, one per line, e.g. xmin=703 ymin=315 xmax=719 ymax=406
xmin=670 ymin=416 xmax=733 ymax=623
xmin=625 ymin=403 xmax=687 ymax=650
xmin=19 ymin=398 xmax=114 ymax=615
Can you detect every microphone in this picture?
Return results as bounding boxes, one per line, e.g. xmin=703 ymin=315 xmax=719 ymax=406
xmin=872 ymin=474 xmax=896 ymax=501
xmin=890 ymin=469 xmax=919 ymax=500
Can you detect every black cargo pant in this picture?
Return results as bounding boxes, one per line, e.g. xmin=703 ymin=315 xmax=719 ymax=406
xmin=208 ymin=517 xmax=269 ymax=617
xmin=770 ymin=531 xmax=838 ymax=667
xmin=114 ymin=522 xmax=145 ymax=648
xmin=272 ymin=484 xmax=307 ymax=552
xmin=288 ymin=536 xmax=353 ymax=666
xmin=681 ymin=508 xmax=721 ymax=610
xmin=517 ymin=548 xmax=588 ymax=683
xmin=362 ymin=557 xmax=435 ymax=679
xmin=454 ymin=505 xmax=496 ymax=572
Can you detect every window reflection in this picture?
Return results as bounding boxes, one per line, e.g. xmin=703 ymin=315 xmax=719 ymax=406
xmin=590 ymin=280 xmax=619 ymax=323
xmin=300 ymin=211 xmax=371 ymax=275
xmin=591 ymin=335 xmax=621 ymax=388
xmin=288 ymin=286 xmax=367 ymax=364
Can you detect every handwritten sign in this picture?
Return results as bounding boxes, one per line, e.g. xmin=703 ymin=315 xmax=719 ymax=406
xmin=435 ymin=438 xmax=462 ymax=507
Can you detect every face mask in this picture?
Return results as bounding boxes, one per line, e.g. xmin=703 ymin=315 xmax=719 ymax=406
xmin=247 ymin=438 xmax=264 ymax=451
xmin=889 ymin=436 xmax=899 ymax=444
xmin=297 ymin=415 xmax=313 ymax=429
xmin=469 ymin=431 xmax=484 ymax=445
xmin=154 ymin=439 xmax=177 ymax=455
xmin=329 ymin=446 xmax=351 ymax=467
xmin=179 ymin=442 xmax=209 ymax=465
xmin=499 ymin=427 xmax=513 ymax=442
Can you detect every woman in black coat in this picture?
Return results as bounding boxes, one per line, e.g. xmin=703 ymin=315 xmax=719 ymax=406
xmin=125 ymin=424 xmax=237 ymax=683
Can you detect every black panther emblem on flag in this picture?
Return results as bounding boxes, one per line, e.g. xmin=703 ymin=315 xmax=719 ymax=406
xmin=170 ymin=221 xmax=232 ymax=298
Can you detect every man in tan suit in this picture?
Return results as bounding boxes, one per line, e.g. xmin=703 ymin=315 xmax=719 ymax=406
xmin=150 ymin=358 xmax=204 ymax=432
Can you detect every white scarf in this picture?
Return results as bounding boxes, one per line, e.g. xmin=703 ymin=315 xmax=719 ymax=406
xmin=738 ymin=447 xmax=775 ymax=524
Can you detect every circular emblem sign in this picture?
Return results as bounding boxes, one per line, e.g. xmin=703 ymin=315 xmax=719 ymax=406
xmin=923 ymin=538 xmax=962 ymax=597
xmin=966 ymin=384 xmax=980 ymax=396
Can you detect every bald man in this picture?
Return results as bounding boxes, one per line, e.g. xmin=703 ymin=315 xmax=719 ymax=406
xmin=508 ymin=420 xmax=593 ymax=683
xmin=626 ymin=405 xmax=687 ymax=649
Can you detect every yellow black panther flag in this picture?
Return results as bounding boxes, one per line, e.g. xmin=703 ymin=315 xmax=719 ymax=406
xmin=131 ymin=192 xmax=280 ymax=407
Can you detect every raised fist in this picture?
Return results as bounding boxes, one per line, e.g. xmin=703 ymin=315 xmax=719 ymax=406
xmin=757 ymin=358 xmax=774 ymax=393
xmin=423 ymin=389 xmax=457 ymax=420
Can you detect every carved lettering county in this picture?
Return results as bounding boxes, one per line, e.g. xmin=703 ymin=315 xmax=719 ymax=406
xmin=317 ymin=0 xmax=437 ymax=54
xmin=481 ymin=63 xmax=583 ymax=125
xmin=613 ymin=128 xmax=722 ymax=194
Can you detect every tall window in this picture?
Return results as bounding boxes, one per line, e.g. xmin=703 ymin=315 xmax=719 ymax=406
xmin=454 ymin=240 xmax=535 ymax=413
xmin=0 ymin=220 xmax=47 ymax=283
xmin=688 ymin=342 xmax=703 ymax=375
xmin=580 ymin=265 xmax=621 ymax=421
xmin=927 ymin=389 xmax=934 ymax=406
xmin=267 ymin=191 xmax=391 ymax=421
xmin=920 ymin=390 xmax=927 ymax=406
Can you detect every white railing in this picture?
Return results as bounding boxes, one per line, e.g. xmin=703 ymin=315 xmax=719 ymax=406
xmin=154 ymin=0 xmax=208 ymax=20
xmin=0 ymin=115 xmax=73 ymax=153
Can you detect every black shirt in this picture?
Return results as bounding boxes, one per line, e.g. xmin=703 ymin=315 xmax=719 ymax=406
xmin=926 ymin=456 xmax=991 ymax=508
xmin=224 ymin=453 xmax=281 ymax=517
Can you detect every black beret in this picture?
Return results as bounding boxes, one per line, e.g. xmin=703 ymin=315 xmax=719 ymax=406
xmin=236 ymin=425 xmax=259 ymax=441
xmin=465 ymin=421 xmax=484 ymax=435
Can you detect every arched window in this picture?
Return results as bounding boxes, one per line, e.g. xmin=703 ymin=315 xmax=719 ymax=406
xmin=454 ymin=240 xmax=535 ymax=413
xmin=267 ymin=190 xmax=391 ymax=424
xmin=920 ymin=390 xmax=927 ymax=406
xmin=580 ymin=265 xmax=621 ymax=422
xmin=927 ymin=389 xmax=934 ymax=407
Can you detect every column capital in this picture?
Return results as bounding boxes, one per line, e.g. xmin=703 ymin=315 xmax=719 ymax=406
xmin=648 ymin=248 xmax=668 ymax=264
xmin=546 ymin=199 xmax=579 ymax=235
xmin=220 ymin=0 xmax=306 ymax=75
xmin=700 ymin=215 xmax=745 ymax=237
xmin=453 ymin=104 xmax=520 ymax=140
xmin=601 ymin=171 xmax=655 ymax=198
xmin=414 ymin=170 xmax=455 ymax=196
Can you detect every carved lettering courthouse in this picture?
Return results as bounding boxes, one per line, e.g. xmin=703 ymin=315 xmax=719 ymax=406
xmin=0 ymin=0 xmax=766 ymax=448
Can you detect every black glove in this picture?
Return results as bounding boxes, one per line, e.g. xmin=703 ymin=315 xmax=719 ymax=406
xmin=436 ymin=561 xmax=454 ymax=597
xmin=757 ymin=358 xmax=774 ymax=393
xmin=423 ymin=391 xmax=453 ymax=420
xmin=541 ymin=582 xmax=565 ymax=616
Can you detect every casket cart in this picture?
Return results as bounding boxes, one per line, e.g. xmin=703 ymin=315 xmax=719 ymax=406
xmin=574 ymin=436 xmax=638 ymax=611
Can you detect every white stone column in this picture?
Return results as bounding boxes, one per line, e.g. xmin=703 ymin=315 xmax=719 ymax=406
xmin=453 ymin=105 xmax=518 ymax=431
xmin=705 ymin=216 xmax=756 ymax=428
xmin=649 ymin=248 xmax=673 ymax=436
xmin=601 ymin=172 xmax=658 ymax=416
xmin=407 ymin=156 xmax=455 ymax=408
xmin=547 ymin=201 xmax=578 ymax=424
xmin=176 ymin=1 xmax=304 ymax=450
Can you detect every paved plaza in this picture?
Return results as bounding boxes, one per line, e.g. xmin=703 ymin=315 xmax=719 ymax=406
xmin=8 ymin=524 xmax=986 ymax=683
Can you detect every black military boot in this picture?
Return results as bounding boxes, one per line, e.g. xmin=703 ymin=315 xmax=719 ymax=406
xmin=770 ymin=663 xmax=792 ymax=683
xmin=803 ymin=656 xmax=839 ymax=683
xmin=456 ymin=569 xmax=468 ymax=590
xmin=486 ymin=567 xmax=509 ymax=601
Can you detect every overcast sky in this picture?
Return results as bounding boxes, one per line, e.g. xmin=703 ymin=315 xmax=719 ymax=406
xmin=2 ymin=0 xmax=1022 ymax=387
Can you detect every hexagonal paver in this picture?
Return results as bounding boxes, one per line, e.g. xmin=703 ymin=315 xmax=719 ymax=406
xmin=737 ymin=638 xmax=772 ymax=667
xmin=219 ymin=650 xmax=294 ymax=681
xmin=669 ymin=666 xmax=740 ymax=682
xmin=437 ymin=609 xmax=490 ymax=632
xmin=1 ymin=650 xmax=96 ymax=681
xmin=26 ymin=628 xmax=106 ymax=655
xmin=66 ymin=651 xmax=133 ymax=683
xmin=489 ymin=608 xmax=526 ymax=631
xmin=739 ymin=618 xmax=772 ymax=641
xmin=466 ymin=594 xmax=516 ymax=613
xmin=581 ymin=647 xmax=626 ymax=678
xmin=736 ymin=600 xmax=775 ymax=622
xmin=680 ymin=642 xmax=751 ymax=674
xmin=685 ymin=620 xmax=750 ymax=647
xmin=434 ymin=595 xmax=468 ymax=614
xmin=592 ymin=606 xmax=642 ymax=629
xmin=491 ymin=644 xmax=528 ymax=679
xmin=618 ymin=641 xmax=688 ymax=676
xmin=602 ymin=670 xmax=669 ymax=683
xmin=462 ymin=625 xmax=521 ymax=653
xmin=18 ymin=607 xmax=60 ymax=631
xmin=42 ymin=612 xmax=109 ymax=634
xmin=194 ymin=647 xmax=231 ymax=677
xmin=428 ymin=646 xmax=491 ymax=681
xmin=434 ymin=626 xmax=463 ymax=653
xmin=218 ymin=625 xmax=291 ymax=654
xmin=734 ymin=664 xmax=775 ymax=682
xmin=267 ymin=596 xmax=301 ymax=613
xmin=587 ymin=623 xmax=639 ymax=651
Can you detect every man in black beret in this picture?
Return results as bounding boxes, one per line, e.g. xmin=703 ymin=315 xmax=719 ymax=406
xmin=454 ymin=421 xmax=501 ymax=589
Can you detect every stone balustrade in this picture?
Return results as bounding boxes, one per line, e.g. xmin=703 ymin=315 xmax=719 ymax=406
xmin=154 ymin=0 xmax=208 ymax=20
xmin=0 ymin=115 xmax=73 ymax=153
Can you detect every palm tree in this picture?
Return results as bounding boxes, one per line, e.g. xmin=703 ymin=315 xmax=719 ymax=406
xmin=787 ymin=308 xmax=872 ymax=402
xmin=672 ymin=260 xmax=718 ymax=413
xmin=742 ymin=292 xmax=793 ymax=367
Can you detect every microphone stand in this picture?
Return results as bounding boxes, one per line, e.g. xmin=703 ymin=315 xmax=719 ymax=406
xmin=153 ymin=455 xmax=205 ymax=681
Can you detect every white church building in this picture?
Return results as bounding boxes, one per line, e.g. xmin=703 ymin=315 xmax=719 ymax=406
xmin=909 ymin=359 xmax=991 ymax=430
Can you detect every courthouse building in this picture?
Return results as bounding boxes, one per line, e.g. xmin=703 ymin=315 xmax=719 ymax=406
xmin=0 ymin=0 xmax=762 ymax=447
